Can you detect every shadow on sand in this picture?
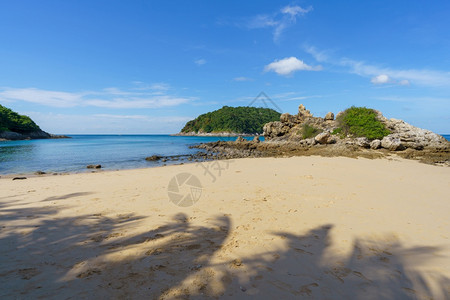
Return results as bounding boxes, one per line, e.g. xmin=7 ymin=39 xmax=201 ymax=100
xmin=0 ymin=199 xmax=449 ymax=299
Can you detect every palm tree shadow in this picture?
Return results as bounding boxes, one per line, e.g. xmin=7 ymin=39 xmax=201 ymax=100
xmin=0 ymin=202 xmax=231 ymax=299
xmin=226 ymin=225 xmax=450 ymax=299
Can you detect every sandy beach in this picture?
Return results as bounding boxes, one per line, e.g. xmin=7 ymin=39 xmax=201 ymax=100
xmin=1 ymin=156 xmax=449 ymax=299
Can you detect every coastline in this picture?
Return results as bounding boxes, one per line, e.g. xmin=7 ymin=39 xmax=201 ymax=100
xmin=1 ymin=155 xmax=449 ymax=298
xmin=172 ymin=131 xmax=258 ymax=137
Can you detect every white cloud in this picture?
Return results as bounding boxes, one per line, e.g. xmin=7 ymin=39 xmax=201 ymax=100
xmin=233 ymin=77 xmax=253 ymax=82
xmin=0 ymin=84 xmax=192 ymax=109
xmin=343 ymin=58 xmax=450 ymax=87
xmin=305 ymin=46 xmax=450 ymax=87
xmin=281 ymin=5 xmax=312 ymax=16
xmin=247 ymin=5 xmax=312 ymax=42
xmin=194 ymin=59 xmax=207 ymax=65
xmin=264 ymin=57 xmax=322 ymax=76
xmin=371 ymin=74 xmax=390 ymax=84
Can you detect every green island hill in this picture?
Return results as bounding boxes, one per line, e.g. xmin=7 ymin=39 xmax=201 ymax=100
xmin=0 ymin=104 xmax=68 ymax=141
xmin=178 ymin=106 xmax=281 ymax=136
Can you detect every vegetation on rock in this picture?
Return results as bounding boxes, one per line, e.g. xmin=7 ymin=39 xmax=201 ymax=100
xmin=0 ymin=104 xmax=40 ymax=133
xmin=335 ymin=106 xmax=390 ymax=140
xmin=181 ymin=106 xmax=281 ymax=134
xmin=301 ymin=124 xmax=322 ymax=139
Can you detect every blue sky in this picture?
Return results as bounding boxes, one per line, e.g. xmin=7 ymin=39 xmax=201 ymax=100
xmin=0 ymin=1 xmax=449 ymax=134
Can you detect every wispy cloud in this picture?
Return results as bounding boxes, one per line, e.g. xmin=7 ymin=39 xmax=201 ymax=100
xmin=0 ymin=84 xmax=192 ymax=109
xmin=233 ymin=76 xmax=253 ymax=82
xmin=247 ymin=5 xmax=312 ymax=42
xmin=305 ymin=45 xmax=450 ymax=87
xmin=194 ymin=58 xmax=207 ymax=65
xmin=26 ymin=112 xmax=193 ymax=134
xmin=264 ymin=57 xmax=322 ymax=76
xmin=273 ymin=91 xmax=323 ymax=102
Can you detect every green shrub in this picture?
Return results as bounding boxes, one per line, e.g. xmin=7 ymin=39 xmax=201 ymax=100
xmin=302 ymin=124 xmax=322 ymax=139
xmin=335 ymin=106 xmax=390 ymax=140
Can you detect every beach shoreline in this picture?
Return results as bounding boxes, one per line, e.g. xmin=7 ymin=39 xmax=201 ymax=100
xmin=1 ymin=155 xmax=449 ymax=298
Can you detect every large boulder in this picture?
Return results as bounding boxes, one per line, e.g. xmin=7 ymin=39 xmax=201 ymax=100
xmin=380 ymin=118 xmax=448 ymax=150
xmin=370 ymin=139 xmax=381 ymax=150
xmin=355 ymin=137 xmax=370 ymax=148
xmin=324 ymin=112 xmax=334 ymax=121
xmin=280 ymin=113 xmax=298 ymax=124
xmin=381 ymin=136 xmax=404 ymax=151
xmin=298 ymin=104 xmax=313 ymax=118
xmin=263 ymin=121 xmax=290 ymax=140
xmin=314 ymin=132 xmax=330 ymax=144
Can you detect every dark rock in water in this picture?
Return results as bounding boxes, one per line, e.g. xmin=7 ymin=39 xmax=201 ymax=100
xmin=12 ymin=177 xmax=27 ymax=180
xmin=34 ymin=171 xmax=46 ymax=175
xmin=146 ymin=155 xmax=162 ymax=161
xmin=87 ymin=164 xmax=102 ymax=169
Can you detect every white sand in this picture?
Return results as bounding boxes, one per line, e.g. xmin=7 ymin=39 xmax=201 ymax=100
xmin=1 ymin=156 xmax=449 ymax=299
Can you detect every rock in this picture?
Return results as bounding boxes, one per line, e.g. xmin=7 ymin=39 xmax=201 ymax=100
xmin=355 ymin=137 xmax=370 ymax=148
xmin=327 ymin=135 xmax=337 ymax=144
xmin=298 ymin=104 xmax=313 ymax=118
xmin=236 ymin=136 xmax=245 ymax=143
xmin=12 ymin=177 xmax=27 ymax=180
xmin=34 ymin=171 xmax=46 ymax=175
xmin=280 ymin=113 xmax=297 ymax=124
xmin=87 ymin=164 xmax=102 ymax=169
xmin=370 ymin=139 xmax=381 ymax=149
xmin=314 ymin=132 xmax=330 ymax=144
xmin=145 ymin=155 xmax=161 ymax=161
xmin=324 ymin=112 xmax=334 ymax=121
xmin=253 ymin=136 xmax=261 ymax=143
xmin=381 ymin=136 xmax=404 ymax=151
xmin=381 ymin=118 xmax=448 ymax=149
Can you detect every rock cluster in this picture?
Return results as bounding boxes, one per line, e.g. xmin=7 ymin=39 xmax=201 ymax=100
xmin=263 ymin=105 xmax=336 ymax=141
xmin=263 ymin=104 xmax=449 ymax=152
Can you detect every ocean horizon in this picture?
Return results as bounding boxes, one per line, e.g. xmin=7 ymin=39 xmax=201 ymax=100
xmin=1 ymin=134 xmax=449 ymax=175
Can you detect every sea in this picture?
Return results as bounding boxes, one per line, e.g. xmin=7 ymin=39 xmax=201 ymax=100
xmin=0 ymin=135 xmax=257 ymax=175
xmin=0 ymin=134 xmax=449 ymax=175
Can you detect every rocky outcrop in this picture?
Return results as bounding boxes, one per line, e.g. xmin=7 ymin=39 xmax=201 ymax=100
xmin=263 ymin=104 xmax=449 ymax=152
xmin=264 ymin=105 xmax=338 ymax=142
xmin=379 ymin=118 xmax=447 ymax=150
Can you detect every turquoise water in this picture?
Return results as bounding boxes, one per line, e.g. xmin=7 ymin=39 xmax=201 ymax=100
xmin=0 ymin=134 xmax=448 ymax=175
xmin=0 ymin=135 xmax=254 ymax=175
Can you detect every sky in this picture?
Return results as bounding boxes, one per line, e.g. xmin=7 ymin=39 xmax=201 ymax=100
xmin=0 ymin=0 xmax=449 ymax=134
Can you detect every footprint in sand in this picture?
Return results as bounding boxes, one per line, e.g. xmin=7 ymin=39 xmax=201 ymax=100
xmin=18 ymin=268 xmax=39 ymax=280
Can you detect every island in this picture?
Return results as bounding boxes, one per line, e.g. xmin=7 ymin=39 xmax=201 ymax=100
xmin=177 ymin=106 xmax=281 ymax=136
xmin=0 ymin=104 xmax=68 ymax=141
